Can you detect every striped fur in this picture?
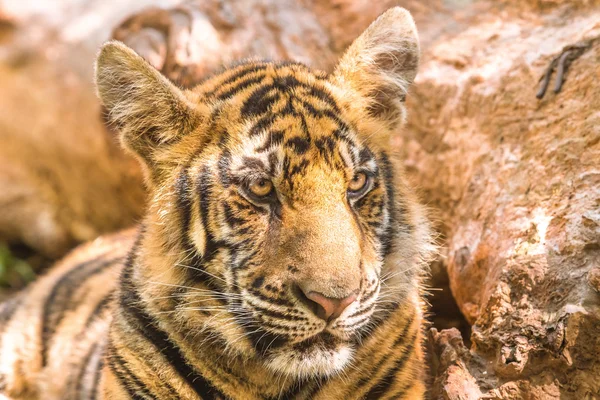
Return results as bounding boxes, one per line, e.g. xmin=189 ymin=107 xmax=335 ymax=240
xmin=0 ymin=7 xmax=434 ymax=399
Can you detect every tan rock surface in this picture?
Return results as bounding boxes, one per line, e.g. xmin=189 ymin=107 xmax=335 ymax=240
xmin=400 ymin=1 xmax=600 ymax=398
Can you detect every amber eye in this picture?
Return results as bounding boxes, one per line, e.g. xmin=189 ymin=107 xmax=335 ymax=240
xmin=348 ymin=172 xmax=371 ymax=198
xmin=248 ymin=178 xmax=274 ymax=198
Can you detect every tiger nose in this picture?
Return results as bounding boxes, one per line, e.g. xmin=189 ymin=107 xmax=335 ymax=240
xmin=300 ymin=289 xmax=358 ymax=321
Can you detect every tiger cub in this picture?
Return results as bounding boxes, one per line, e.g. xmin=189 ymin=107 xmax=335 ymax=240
xmin=0 ymin=7 xmax=433 ymax=400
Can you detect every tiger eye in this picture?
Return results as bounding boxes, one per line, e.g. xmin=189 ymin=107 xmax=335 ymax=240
xmin=348 ymin=172 xmax=368 ymax=192
xmin=248 ymin=178 xmax=274 ymax=197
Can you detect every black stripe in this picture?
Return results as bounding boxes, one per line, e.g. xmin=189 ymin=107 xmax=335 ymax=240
xmin=248 ymin=288 xmax=294 ymax=307
xmin=251 ymin=276 xmax=265 ymax=289
xmin=240 ymin=156 xmax=267 ymax=172
xmin=296 ymin=95 xmax=340 ymax=119
xmin=302 ymin=85 xmax=341 ymax=112
xmin=175 ymin=165 xmax=193 ymax=243
xmin=267 ymin=152 xmax=279 ymax=176
xmin=301 ymin=375 xmax=330 ymax=399
xmin=82 ymin=293 xmax=113 ymax=329
xmin=206 ymin=64 xmax=268 ymax=97
xmin=285 ymin=136 xmax=311 ymax=154
xmin=246 ymin=300 xmax=308 ymax=322
xmin=41 ymin=256 xmax=121 ymax=366
xmin=197 ymin=166 xmax=223 ymax=264
xmin=288 ymin=158 xmax=310 ymax=178
xmin=314 ymin=136 xmax=337 ymax=165
xmin=0 ymin=294 xmax=24 ymax=392
xmin=244 ymin=324 xmax=287 ymax=357
xmin=239 ymin=73 xmax=340 ymax=119
xmin=248 ymin=114 xmax=276 ymax=138
xmin=107 ymin=344 xmax=156 ymax=400
xmin=378 ymin=152 xmax=399 ymax=257
xmin=119 ymin=259 xmax=227 ymax=400
xmin=241 ymin=84 xmax=280 ymax=117
xmin=222 ymin=201 xmax=247 ymax=228
xmin=386 ymin=381 xmax=414 ymax=400
xmin=89 ymin=341 xmax=105 ymax=400
xmin=346 ymin=304 xmax=375 ymax=321
xmin=174 ymin=167 xmax=223 ymax=289
xmin=358 ymin=300 xmax=401 ymax=343
xmin=227 ymin=297 xmax=287 ymax=357
xmin=74 ymin=341 xmax=100 ymax=399
xmin=68 ymin=292 xmax=113 ymax=397
xmin=363 ymin=341 xmax=416 ymax=400
xmin=218 ymin=150 xmax=232 ymax=186
xmin=231 ymin=247 xmax=262 ymax=271
xmin=354 ymin=313 xmax=416 ymax=391
xmin=216 ymin=75 xmax=266 ymax=100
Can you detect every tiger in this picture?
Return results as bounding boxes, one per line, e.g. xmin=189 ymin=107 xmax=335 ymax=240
xmin=0 ymin=7 xmax=434 ymax=400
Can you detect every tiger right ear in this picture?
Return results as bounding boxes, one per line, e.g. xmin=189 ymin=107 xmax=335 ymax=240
xmin=95 ymin=41 xmax=202 ymax=181
xmin=333 ymin=7 xmax=420 ymax=130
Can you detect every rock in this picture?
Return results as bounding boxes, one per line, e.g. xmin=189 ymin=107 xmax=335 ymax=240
xmin=400 ymin=1 xmax=600 ymax=398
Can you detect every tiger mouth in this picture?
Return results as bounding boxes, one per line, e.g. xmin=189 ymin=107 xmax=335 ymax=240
xmin=292 ymin=332 xmax=340 ymax=353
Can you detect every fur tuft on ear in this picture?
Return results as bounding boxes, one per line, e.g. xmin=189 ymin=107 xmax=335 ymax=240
xmin=333 ymin=7 xmax=420 ymax=129
xmin=95 ymin=41 xmax=200 ymax=176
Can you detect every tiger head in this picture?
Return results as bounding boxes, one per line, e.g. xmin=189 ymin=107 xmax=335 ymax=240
xmin=96 ymin=7 xmax=431 ymax=380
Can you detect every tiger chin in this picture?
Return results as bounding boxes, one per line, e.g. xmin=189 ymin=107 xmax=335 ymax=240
xmin=259 ymin=277 xmax=380 ymax=380
xmin=0 ymin=7 xmax=434 ymax=400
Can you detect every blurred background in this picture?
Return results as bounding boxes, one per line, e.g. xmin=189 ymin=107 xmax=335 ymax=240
xmin=1 ymin=1 xmax=599 ymax=397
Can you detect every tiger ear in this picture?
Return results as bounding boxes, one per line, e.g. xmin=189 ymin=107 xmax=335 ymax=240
xmin=95 ymin=41 xmax=201 ymax=181
xmin=333 ymin=7 xmax=420 ymax=129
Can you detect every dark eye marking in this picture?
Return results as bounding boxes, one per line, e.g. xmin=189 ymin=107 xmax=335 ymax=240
xmin=359 ymin=147 xmax=375 ymax=165
xmin=240 ymin=157 xmax=267 ymax=171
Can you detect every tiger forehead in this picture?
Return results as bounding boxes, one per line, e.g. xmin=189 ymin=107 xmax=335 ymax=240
xmin=198 ymin=61 xmax=351 ymax=138
xmin=194 ymin=61 xmax=372 ymax=176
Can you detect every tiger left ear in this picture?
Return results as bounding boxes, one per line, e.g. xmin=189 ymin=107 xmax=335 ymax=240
xmin=95 ymin=41 xmax=202 ymax=184
xmin=333 ymin=7 xmax=420 ymax=129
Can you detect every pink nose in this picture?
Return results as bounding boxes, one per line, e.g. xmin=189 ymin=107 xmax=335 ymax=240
xmin=303 ymin=290 xmax=358 ymax=321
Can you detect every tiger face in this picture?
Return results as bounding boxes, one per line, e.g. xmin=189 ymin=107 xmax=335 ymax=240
xmin=96 ymin=8 xmax=428 ymax=380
